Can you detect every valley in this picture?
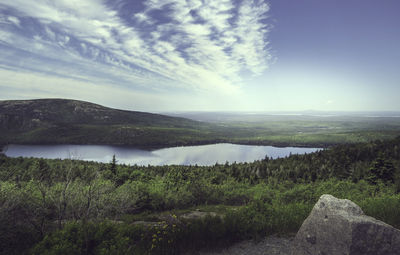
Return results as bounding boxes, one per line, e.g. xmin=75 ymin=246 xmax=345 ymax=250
xmin=1 ymin=99 xmax=400 ymax=149
xmin=1 ymin=99 xmax=400 ymax=254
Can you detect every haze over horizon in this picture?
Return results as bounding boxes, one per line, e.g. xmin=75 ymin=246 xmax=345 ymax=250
xmin=1 ymin=0 xmax=399 ymax=112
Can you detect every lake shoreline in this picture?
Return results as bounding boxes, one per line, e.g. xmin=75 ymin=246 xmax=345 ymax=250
xmin=0 ymin=139 xmax=329 ymax=152
xmin=4 ymin=143 xmax=322 ymax=166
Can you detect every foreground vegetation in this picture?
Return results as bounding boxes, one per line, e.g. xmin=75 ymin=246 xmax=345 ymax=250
xmin=0 ymin=137 xmax=400 ymax=254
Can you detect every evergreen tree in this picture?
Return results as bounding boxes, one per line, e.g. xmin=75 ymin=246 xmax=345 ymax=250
xmin=110 ymin=155 xmax=117 ymax=175
xmin=368 ymin=156 xmax=395 ymax=184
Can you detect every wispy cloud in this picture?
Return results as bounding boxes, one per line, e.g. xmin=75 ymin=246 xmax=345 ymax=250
xmin=0 ymin=68 xmax=174 ymax=111
xmin=0 ymin=0 xmax=271 ymax=95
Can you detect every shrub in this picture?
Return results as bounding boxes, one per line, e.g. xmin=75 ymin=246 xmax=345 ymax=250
xmin=359 ymin=194 xmax=400 ymax=229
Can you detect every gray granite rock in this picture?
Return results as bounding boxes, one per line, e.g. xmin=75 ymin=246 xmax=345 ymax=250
xmin=292 ymin=194 xmax=400 ymax=255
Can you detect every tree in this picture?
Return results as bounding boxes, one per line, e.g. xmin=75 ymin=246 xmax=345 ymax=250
xmin=110 ymin=155 xmax=117 ymax=176
xmin=49 ymin=159 xmax=76 ymax=229
xmin=368 ymin=156 xmax=395 ymax=184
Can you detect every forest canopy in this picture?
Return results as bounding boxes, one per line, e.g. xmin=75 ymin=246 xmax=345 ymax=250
xmin=0 ymin=137 xmax=399 ymax=254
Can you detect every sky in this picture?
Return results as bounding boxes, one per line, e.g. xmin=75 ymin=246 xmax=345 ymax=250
xmin=0 ymin=0 xmax=399 ymax=112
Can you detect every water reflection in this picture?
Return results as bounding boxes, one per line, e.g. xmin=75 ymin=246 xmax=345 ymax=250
xmin=5 ymin=143 xmax=321 ymax=166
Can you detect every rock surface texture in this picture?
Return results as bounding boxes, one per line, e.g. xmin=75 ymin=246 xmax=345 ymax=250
xmin=292 ymin=194 xmax=400 ymax=255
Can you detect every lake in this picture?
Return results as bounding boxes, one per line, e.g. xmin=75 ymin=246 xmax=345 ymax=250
xmin=4 ymin=143 xmax=321 ymax=166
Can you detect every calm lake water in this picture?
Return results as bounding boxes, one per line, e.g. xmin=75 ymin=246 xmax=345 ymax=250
xmin=4 ymin=144 xmax=321 ymax=166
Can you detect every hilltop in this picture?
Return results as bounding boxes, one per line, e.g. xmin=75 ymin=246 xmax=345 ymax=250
xmin=0 ymin=99 xmax=215 ymax=147
xmin=0 ymin=99 xmax=200 ymax=127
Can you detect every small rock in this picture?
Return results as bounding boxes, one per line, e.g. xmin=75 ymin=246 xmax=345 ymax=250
xmin=181 ymin=211 xmax=219 ymax=220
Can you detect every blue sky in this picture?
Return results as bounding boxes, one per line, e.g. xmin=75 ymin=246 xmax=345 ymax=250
xmin=0 ymin=0 xmax=399 ymax=111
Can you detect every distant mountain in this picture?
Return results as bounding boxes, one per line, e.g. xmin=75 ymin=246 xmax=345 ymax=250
xmin=166 ymin=111 xmax=400 ymax=123
xmin=0 ymin=99 xmax=201 ymax=129
xmin=2 ymin=99 xmax=399 ymax=149
xmin=0 ymin=99 xmax=217 ymax=147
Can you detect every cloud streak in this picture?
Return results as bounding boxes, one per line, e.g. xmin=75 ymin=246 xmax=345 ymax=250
xmin=0 ymin=0 xmax=271 ymax=95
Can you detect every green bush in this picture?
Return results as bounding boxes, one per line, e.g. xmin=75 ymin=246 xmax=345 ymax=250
xmin=359 ymin=194 xmax=400 ymax=229
xmin=32 ymin=222 xmax=142 ymax=255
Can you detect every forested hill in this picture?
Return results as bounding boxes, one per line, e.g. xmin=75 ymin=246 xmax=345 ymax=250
xmin=0 ymin=99 xmax=215 ymax=147
xmin=2 ymin=99 xmax=400 ymax=148
xmin=0 ymin=99 xmax=199 ymax=128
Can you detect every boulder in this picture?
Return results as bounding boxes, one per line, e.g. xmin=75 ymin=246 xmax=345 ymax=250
xmin=292 ymin=194 xmax=400 ymax=255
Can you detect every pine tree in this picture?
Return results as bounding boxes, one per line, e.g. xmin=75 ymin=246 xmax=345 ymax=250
xmin=110 ymin=155 xmax=117 ymax=175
